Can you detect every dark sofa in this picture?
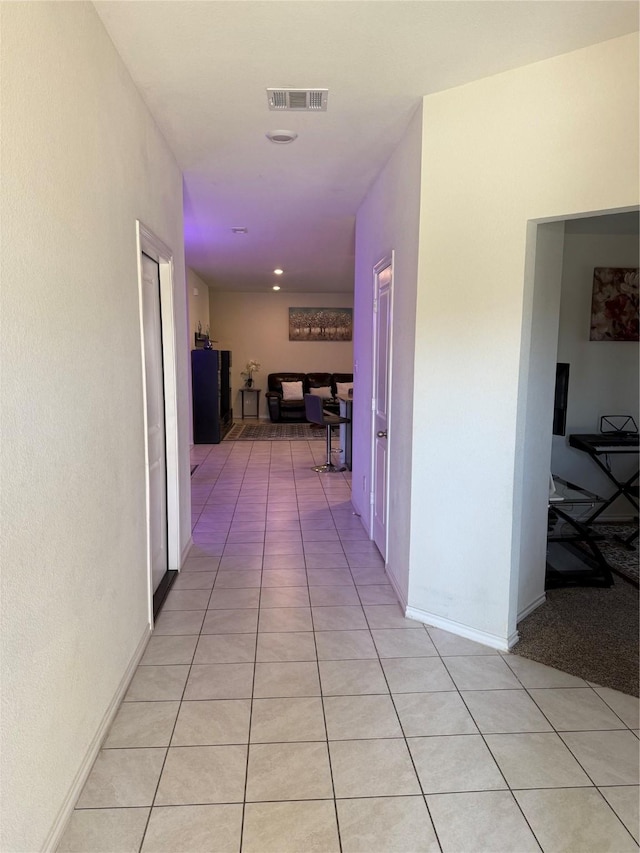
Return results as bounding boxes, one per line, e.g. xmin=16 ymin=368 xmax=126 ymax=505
xmin=266 ymin=372 xmax=353 ymax=422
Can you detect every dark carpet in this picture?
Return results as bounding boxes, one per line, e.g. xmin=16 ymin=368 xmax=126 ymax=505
xmin=514 ymin=578 xmax=639 ymax=697
xmin=594 ymin=523 xmax=638 ymax=586
xmin=224 ymin=422 xmax=323 ymax=441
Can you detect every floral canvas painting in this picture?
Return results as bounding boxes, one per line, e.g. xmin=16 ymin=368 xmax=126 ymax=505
xmin=589 ymin=267 xmax=639 ymax=341
xmin=289 ymin=307 xmax=353 ymax=341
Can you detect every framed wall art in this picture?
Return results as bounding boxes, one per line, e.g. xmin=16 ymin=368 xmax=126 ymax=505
xmin=589 ymin=267 xmax=639 ymax=342
xmin=289 ymin=307 xmax=353 ymax=341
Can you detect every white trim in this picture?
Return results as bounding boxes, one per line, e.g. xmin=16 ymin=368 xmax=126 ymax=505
xmin=42 ymin=625 xmax=152 ymax=853
xmin=136 ymin=221 xmax=182 ymax=621
xmin=385 ymin=561 xmax=408 ymax=610
xmin=405 ymin=605 xmax=519 ymax=651
xmin=517 ymin=591 xmax=547 ymax=622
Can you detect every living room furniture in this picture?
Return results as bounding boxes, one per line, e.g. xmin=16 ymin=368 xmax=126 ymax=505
xmin=240 ymin=387 xmax=261 ymax=419
xmin=304 ymin=394 xmax=350 ymax=473
xmin=338 ymin=394 xmax=353 ymax=470
xmin=266 ymin=372 xmax=353 ymax=422
xmin=546 ymin=476 xmax=613 ymax=588
xmin=191 ymin=349 xmax=233 ymax=443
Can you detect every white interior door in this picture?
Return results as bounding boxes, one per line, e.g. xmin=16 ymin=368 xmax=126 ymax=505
xmin=372 ymin=256 xmax=393 ymax=558
xmin=141 ymin=252 xmax=168 ymax=593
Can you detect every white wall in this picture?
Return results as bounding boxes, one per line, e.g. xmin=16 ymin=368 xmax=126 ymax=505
xmin=551 ymin=229 xmax=639 ymax=513
xmin=0 ymin=4 xmax=190 ymax=851
xmin=353 ymin=105 xmax=422 ymax=603
xmin=187 ymin=267 xmax=211 ymax=343
xmin=209 ymin=291 xmax=353 ymax=418
xmin=407 ymin=34 xmax=638 ymax=647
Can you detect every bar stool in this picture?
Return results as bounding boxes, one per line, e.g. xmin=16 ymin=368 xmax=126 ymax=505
xmin=304 ymin=394 xmax=350 ymax=473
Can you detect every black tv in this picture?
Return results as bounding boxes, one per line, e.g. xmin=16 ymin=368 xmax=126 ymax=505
xmin=553 ymin=363 xmax=570 ymax=436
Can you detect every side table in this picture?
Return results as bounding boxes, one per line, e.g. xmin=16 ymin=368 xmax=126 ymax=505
xmin=240 ymin=387 xmax=261 ymax=419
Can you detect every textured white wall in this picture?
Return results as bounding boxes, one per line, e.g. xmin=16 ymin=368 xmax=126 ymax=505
xmin=551 ymin=231 xmax=639 ymax=510
xmin=209 ymin=291 xmax=353 ymax=419
xmin=187 ymin=267 xmax=211 ymax=342
xmin=410 ymin=34 xmax=638 ymax=645
xmin=0 ymin=4 xmax=190 ymax=850
xmin=353 ymin=105 xmax=422 ymax=603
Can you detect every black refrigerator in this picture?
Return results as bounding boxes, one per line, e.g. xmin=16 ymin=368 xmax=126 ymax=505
xmin=191 ymin=349 xmax=233 ymax=443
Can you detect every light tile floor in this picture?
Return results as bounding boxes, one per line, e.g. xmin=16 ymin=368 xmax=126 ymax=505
xmin=60 ymin=440 xmax=640 ymax=852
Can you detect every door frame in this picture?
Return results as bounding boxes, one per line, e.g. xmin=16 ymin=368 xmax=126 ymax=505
xmin=136 ymin=221 xmax=181 ymax=623
xmin=370 ymin=252 xmax=395 ymax=556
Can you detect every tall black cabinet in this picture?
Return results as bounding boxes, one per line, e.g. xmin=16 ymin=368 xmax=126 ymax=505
xmin=191 ymin=349 xmax=233 ymax=443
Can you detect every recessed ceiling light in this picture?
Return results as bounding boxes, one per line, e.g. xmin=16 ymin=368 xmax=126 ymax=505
xmin=273 ymin=269 xmax=284 ymax=275
xmin=231 ymin=226 xmax=248 ymax=234
xmin=272 ymin=285 xmax=281 ymax=291
xmin=266 ymin=130 xmax=298 ymax=144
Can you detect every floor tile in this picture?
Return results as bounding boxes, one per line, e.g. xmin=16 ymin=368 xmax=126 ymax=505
xmin=258 ymin=606 xmax=313 ymax=632
xmin=426 ymin=791 xmax=540 ymax=853
xmin=193 ymin=633 xmax=256 ymax=664
xmin=253 ymin=661 xmax=321 ymax=697
xmin=318 ymin=659 xmax=389 ymax=695
xmin=443 ymin=656 xmax=522 ymax=690
xmin=307 ymin=569 xmax=355 ymax=586
xmin=599 ymin=786 xmax=640 ymax=843
xmin=355 ymin=585 xmax=398 ymax=606
xmin=140 ymin=636 xmax=198 ymax=666
xmin=171 ymin=699 xmax=251 ymax=746
xmin=141 ymin=804 xmax=243 ymax=853
xmin=330 ymin=738 xmax=420 ymax=798
xmin=262 ymin=553 xmax=306 ymax=568
xmin=57 ymin=808 xmax=149 ymax=853
xmin=308 ymin=585 xmax=360 ymax=606
xmin=393 ymin=692 xmax=478 ymax=736
xmin=461 ymin=689 xmax=553 ymax=733
xmin=245 ymin=741 xmax=333 ymax=801
xmin=201 ymin=608 xmax=258 ymax=634
xmin=218 ymin=555 xmax=263 ymax=571
xmin=261 ymin=569 xmax=307 ymax=587
xmin=502 ymin=654 xmax=588 ymax=687
xmin=155 ymin=745 xmax=247 ymax=805
xmin=515 ymin=788 xmax=639 ymax=852
xmin=153 ymin=610 xmax=205 ymax=636
xmin=223 ymin=542 xmax=264 ymax=556
xmin=172 ymin=572 xmax=216 ymax=590
xmin=315 ymin=630 xmax=377 ymax=660
xmin=125 ymin=666 xmax=189 ymax=702
xmin=305 ymin=554 xmax=348 ymax=569
xmin=485 ymin=732 xmax=592 ymax=788
xmin=372 ymin=628 xmax=437 ymax=658
xmin=337 ymin=796 xmax=439 ymax=853
xmin=256 ymin=631 xmax=317 ymax=662
xmin=312 ymin=605 xmax=368 ymax=631
xmin=76 ymin=748 xmax=166 ymax=808
xmin=213 ymin=570 xmax=262 ymax=588
xmin=104 ymin=701 xmax=179 ymax=748
xmin=242 ymin=800 xmax=340 ymax=853
xmin=349 ymin=567 xmax=388 ymax=585
xmin=259 ymin=586 xmax=310 ymax=608
xmin=208 ymin=588 xmax=260 ymax=610
xmin=408 ymin=735 xmax=506 ymax=794
xmin=324 ymin=694 xmax=403 ymax=739
xmin=183 ymin=663 xmax=254 ymax=700
xmin=592 ymin=686 xmax=640 ymax=728
xmin=250 ymin=697 xmax=326 ymax=743
xmin=363 ymin=605 xmax=421 ymax=629
xmin=427 ymin=627 xmax=499 ymax=656
xmin=528 ymin=687 xmax=627 ymax=730
xmin=162 ymin=589 xmax=212 ymax=610
xmin=381 ymin=657 xmax=456 ymax=693
xmin=560 ymin=729 xmax=640 ymax=785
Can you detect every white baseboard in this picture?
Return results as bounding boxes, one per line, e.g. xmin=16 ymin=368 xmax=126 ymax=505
xmin=385 ymin=565 xmax=408 ymax=611
xmin=43 ymin=624 xmax=153 ymax=853
xmin=517 ymin=592 xmax=546 ymax=623
xmin=405 ymin=605 xmax=519 ymax=651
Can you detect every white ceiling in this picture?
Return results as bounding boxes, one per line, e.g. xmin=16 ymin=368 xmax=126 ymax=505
xmin=94 ymin=1 xmax=638 ymax=293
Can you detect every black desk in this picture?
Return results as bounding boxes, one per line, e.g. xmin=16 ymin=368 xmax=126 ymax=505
xmin=568 ymin=433 xmax=639 ymax=526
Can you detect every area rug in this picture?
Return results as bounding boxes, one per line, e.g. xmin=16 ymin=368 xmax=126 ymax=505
xmin=592 ymin=523 xmax=638 ymax=586
xmin=514 ymin=579 xmax=639 ymax=696
xmin=224 ymin=422 xmax=323 ymax=441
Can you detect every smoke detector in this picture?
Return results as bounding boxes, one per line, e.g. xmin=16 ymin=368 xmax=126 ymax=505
xmin=267 ymin=88 xmax=328 ymax=111
xmin=266 ymin=130 xmax=298 ymax=145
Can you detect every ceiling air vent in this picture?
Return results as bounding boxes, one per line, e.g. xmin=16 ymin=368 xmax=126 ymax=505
xmin=267 ymin=88 xmax=328 ymax=111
